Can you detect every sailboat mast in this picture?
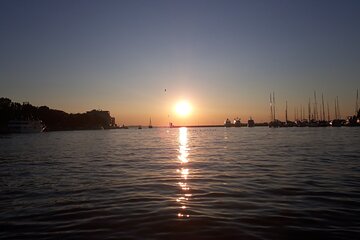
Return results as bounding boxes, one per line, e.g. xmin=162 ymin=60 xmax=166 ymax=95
xmin=270 ymin=93 xmax=273 ymax=122
xmin=314 ymin=91 xmax=318 ymax=121
xmin=327 ymin=102 xmax=330 ymax=121
xmin=285 ymin=101 xmax=288 ymax=123
xmin=356 ymin=89 xmax=359 ymax=115
xmin=273 ymin=92 xmax=276 ymax=121
xmin=337 ymin=96 xmax=341 ymax=119
xmin=334 ymin=98 xmax=338 ymax=119
xmin=303 ymin=105 xmax=305 ymax=121
xmin=321 ymin=93 xmax=325 ymax=121
xmin=308 ymin=98 xmax=311 ymax=122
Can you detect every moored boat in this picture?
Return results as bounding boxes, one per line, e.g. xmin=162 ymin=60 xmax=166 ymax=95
xmin=7 ymin=120 xmax=45 ymax=133
xmin=224 ymin=118 xmax=232 ymax=127
xmin=247 ymin=117 xmax=255 ymax=127
xmin=234 ymin=118 xmax=241 ymax=127
xmin=149 ymin=118 xmax=153 ymax=128
xmin=330 ymin=119 xmax=344 ymax=127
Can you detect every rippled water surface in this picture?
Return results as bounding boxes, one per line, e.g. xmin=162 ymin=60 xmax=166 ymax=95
xmin=1 ymin=127 xmax=360 ymax=239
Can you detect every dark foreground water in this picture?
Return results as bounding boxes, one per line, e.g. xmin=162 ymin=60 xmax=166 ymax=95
xmin=1 ymin=127 xmax=360 ymax=239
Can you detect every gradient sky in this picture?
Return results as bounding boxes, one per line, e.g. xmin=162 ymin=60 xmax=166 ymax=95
xmin=1 ymin=0 xmax=359 ymax=125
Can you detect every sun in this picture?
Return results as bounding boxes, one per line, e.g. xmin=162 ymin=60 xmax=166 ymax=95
xmin=175 ymin=101 xmax=192 ymax=117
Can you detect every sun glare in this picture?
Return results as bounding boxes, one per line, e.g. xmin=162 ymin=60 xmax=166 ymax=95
xmin=175 ymin=101 xmax=192 ymax=117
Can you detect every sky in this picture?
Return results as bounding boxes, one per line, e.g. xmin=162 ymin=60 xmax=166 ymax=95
xmin=1 ymin=0 xmax=359 ymax=125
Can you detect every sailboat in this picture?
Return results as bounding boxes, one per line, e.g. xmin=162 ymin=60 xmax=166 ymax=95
xmin=269 ymin=92 xmax=281 ymax=128
xmin=148 ymin=118 xmax=153 ymax=128
xmin=346 ymin=89 xmax=360 ymax=126
xmin=330 ymin=96 xmax=343 ymax=127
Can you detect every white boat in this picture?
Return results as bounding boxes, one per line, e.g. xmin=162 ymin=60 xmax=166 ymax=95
xmin=7 ymin=120 xmax=45 ymax=133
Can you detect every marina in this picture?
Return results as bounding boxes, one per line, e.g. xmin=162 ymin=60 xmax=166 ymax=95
xmin=268 ymin=90 xmax=360 ymax=128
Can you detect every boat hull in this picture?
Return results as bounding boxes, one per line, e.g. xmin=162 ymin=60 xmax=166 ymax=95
xmin=7 ymin=120 xmax=45 ymax=133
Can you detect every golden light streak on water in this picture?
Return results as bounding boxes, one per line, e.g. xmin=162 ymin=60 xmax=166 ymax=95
xmin=177 ymin=127 xmax=191 ymax=218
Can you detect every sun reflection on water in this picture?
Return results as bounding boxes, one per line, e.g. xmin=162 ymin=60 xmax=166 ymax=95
xmin=176 ymin=127 xmax=191 ymax=219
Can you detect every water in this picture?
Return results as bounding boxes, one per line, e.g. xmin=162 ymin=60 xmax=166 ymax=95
xmin=1 ymin=127 xmax=360 ymax=239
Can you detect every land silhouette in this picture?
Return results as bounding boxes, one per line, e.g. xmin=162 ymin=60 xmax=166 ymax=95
xmin=0 ymin=97 xmax=116 ymax=132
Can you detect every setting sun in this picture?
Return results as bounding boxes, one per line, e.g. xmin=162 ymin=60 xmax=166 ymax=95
xmin=175 ymin=101 xmax=192 ymax=117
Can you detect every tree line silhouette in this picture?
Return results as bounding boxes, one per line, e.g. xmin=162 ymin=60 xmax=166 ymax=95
xmin=0 ymin=97 xmax=116 ymax=131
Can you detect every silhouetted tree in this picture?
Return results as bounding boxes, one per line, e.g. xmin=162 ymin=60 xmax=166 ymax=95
xmin=0 ymin=98 xmax=116 ymax=131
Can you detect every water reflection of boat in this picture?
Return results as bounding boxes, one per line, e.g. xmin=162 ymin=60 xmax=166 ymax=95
xmin=224 ymin=118 xmax=232 ymax=127
xmin=7 ymin=120 xmax=45 ymax=133
xmin=234 ymin=118 xmax=241 ymax=127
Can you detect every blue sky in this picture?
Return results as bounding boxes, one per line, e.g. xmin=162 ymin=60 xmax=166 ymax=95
xmin=1 ymin=0 xmax=359 ymax=124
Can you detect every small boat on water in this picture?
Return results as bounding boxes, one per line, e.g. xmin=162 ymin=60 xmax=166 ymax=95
xmin=247 ymin=117 xmax=255 ymax=127
xmin=330 ymin=119 xmax=344 ymax=127
xmin=119 ymin=124 xmax=128 ymax=129
xmin=268 ymin=119 xmax=282 ymax=128
xmin=149 ymin=118 xmax=153 ymax=128
xmin=7 ymin=120 xmax=45 ymax=133
xmin=138 ymin=125 xmax=142 ymax=129
xmin=234 ymin=118 xmax=241 ymax=127
xmin=224 ymin=118 xmax=232 ymax=127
